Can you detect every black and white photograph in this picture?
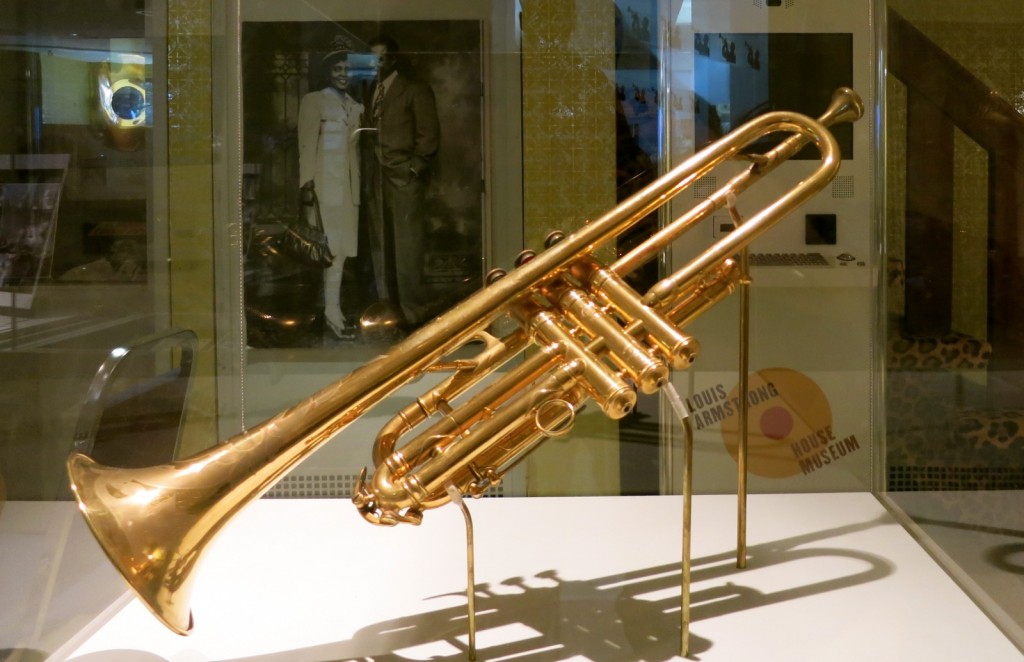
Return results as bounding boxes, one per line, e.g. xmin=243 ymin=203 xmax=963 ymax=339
xmin=241 ymin=19 xmax=484 ymax=348
xmin=0 ymin=182 xmax=62 ymax=292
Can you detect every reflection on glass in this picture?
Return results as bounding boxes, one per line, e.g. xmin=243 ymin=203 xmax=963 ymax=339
xmin=111 ymin=80 xmax=147 ymax=122
xmin=885 ymin=1 xmax=1024 ymax=649
xmin=693 ymin=32 xmax=853 ymax=158
xmin=96 ymin=59 xmax=151 ymax=150
xmin=0 ymin=1 xmax=158 ymax=656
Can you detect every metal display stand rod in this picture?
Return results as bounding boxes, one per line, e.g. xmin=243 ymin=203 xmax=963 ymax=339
xmin=446 ymin=484 xmax=477 ymax=661
xmin=664 ymin=384 xmax=693 ymax=657
xmin=727 ymin=196 xmax=750 ymax=569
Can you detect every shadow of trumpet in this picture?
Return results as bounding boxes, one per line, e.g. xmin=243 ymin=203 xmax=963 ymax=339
xmin=212 ymin=513 xmax=895 ymax=662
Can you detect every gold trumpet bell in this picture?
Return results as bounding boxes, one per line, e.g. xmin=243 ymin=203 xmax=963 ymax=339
xmin=68 ymin=453 xmax=199 ymax=635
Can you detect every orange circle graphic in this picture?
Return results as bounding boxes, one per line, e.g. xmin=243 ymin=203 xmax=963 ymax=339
xmin=720 ymin=368 xmax=832 ymax=478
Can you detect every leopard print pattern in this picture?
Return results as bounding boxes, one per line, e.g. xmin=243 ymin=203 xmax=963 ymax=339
xmin=886 ymin=332 xmax=1003 ymax=487
xmin=886 ymin=333 xmax=992 ymax=371
xmin=956 ymin=408 xmax=1024 ymax=452
xmin=884 ymin=260 xmax=1021 ymax=489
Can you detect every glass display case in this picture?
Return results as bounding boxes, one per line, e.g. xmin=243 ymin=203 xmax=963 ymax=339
xmin=0 ymin=0 xmax=1021 ymax=659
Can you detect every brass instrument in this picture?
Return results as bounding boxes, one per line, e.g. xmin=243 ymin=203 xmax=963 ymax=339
xmin=67 ymin=88 xmax=863 ymax=637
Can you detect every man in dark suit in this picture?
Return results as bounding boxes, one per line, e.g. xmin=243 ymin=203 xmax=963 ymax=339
xmin=361 ymin=33 xmax=440 ymax=330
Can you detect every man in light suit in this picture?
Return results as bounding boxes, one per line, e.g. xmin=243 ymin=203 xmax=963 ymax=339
xmin=361 ymin=34 xmax=440 ymax=330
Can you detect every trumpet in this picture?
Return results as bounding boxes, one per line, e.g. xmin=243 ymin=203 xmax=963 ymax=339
xmin=67 ymin=88 xmax=864 ymax=636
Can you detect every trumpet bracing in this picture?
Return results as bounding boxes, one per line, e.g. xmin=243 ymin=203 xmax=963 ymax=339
xmin=67 ymin=88 xmax=864 ymax=636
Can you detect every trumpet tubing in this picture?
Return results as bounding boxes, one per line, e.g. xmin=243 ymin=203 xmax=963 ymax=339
xmin=67 ymin=88 xmax=864 ymax=635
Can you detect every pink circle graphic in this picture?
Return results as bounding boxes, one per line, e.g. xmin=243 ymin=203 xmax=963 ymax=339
xmin=760 ymin=406 xmax=794 ymax=440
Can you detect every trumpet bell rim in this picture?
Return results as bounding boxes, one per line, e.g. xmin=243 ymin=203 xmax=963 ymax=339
xmin=67 ymin=452 xmax=195 ymax=636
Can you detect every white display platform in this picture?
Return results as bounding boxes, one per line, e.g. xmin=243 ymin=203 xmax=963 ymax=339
xmin=0 ymin=502 xmax=128 ymax=657
xmin=64 ymin=493 xmax=1021 ymax=662
xmin=886 ymin=490 xmax=1024 ymax=647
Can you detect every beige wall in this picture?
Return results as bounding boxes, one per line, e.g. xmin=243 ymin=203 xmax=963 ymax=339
xmin=520 ymin=0 xmax=617 ymax=250
xmin=168 ymin=0 xmax=218 ymax=456
xmin=520 ymin=0 xmax=621 ymax=495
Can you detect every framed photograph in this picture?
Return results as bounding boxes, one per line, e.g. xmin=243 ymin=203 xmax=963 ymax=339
xmin=0 ymin=154 xmax=70 ymax=309
xmin=240 ymin=19 xmax=485 ymax=348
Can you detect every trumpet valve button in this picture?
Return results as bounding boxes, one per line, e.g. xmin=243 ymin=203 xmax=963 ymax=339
xmin=485 ymin=268 xmax=507 ymax=285
xmin=670 ymin=337 xmax=701 ymax=368
xmin=637 ymin=362 xmax=670 ymax=395
xmin=515 ymin=250 xmax=537 ymax=267
xmin=545 ymin=230 xmax=566 ymax=248
xmin=604 ymin=386 xmax=637 ymax=420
